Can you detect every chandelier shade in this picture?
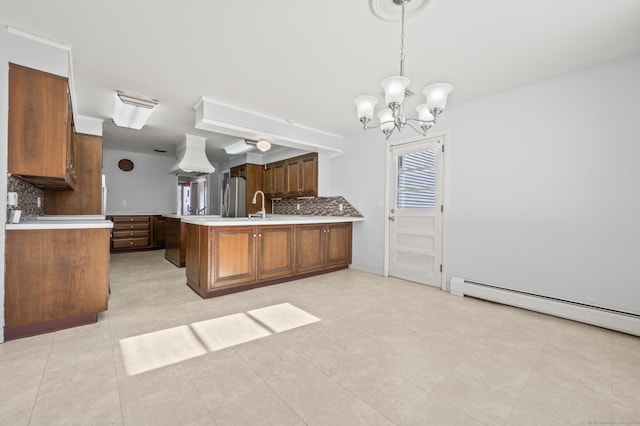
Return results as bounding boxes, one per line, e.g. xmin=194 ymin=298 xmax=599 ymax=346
xmin=380 ymin=76 xmax=410 ymax=105
xmin=353 ymin=0 xmax=452 ymax=139
xmin=416 ymin=104 xmax=434 ymax=122
xmin=423 ymin=83 xmax=453 ymax=112
xmin=354 ymin=95 xmax=379 ymax=123
xmin=378 ymin=109 xmax=395 ymax=133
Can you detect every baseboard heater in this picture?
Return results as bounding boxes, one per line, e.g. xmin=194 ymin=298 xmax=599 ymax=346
xmin=450 ymin=277 xmax=640 ymax=337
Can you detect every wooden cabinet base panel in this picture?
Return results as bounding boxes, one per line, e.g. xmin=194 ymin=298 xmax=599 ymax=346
xmin=186 ymin=264 xmax=348 ymax=299
xmin=4 ymin=312 xmax=98 ymax=341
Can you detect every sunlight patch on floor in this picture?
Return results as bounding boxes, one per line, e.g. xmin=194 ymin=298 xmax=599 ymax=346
xmin=191 ymin=313 xmax=272 ymax=352
xmin=119 ymin=325 xmax=208 ymax=376
xmin=247 ymin=302 xmax=321 ymax=332
xmin=119 ymin=303 xmax=320 ymax=376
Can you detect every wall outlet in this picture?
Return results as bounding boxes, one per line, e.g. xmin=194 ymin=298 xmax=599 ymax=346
xmin=296 ymin=203 xmax=300 ymax=210
xmin=7 ymin=192 xmax=18 ymax=207
xmin=121 ymin=199 xmax=127 ymax=206
xmin=338 ymin=203 xmax=344 ymax=211
xmin=37 ymin=196 xmax=41 ymax=208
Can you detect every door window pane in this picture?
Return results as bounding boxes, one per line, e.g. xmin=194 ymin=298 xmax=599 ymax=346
xmin=396 ymin=148 xmax=436 ymax=209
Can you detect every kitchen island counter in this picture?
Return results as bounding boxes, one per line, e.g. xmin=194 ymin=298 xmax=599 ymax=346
xmin=181 ymin=214 xmax=363 ymax=227
xmin=184 ymin=215 xmax=361 ymax=298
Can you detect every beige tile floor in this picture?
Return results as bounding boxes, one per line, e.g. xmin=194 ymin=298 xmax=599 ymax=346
xmin=1 ymin=249 xmax=639 ymax=425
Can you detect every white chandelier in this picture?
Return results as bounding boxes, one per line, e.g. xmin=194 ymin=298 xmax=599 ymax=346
xmin=354 ymin=0 xmax=453 ymax=139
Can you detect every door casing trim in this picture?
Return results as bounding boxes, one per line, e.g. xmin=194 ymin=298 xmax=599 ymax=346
xmin=383 ymin=130 xmax=449 ymax=291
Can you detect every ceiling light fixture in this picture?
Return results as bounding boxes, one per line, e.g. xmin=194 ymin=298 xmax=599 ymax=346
xmin=252 ymin=140 xmax=272 ymax=152
xmin=224 ymin=139 xmax=255 ymax=155
xmin=113 ymin=91 xmax=158 ymax=130
xmin=354 ymin=0 xmax=452 ymax=139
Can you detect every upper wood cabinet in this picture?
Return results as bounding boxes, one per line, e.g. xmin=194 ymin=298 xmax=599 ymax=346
xmin=262 ymin=153 xmax=318 ymax=199
xmin=273 ymin=161 xmax=287 ymax=197
xmin=8 ymin=64 xmax=76 ymax=189
xmin=287 ymin=153 xmax=318 ymax=197
xmin=44 ymin=134 xmax=102 ymax=214
xmin=230 ymin=164 xmax=246 ymax=178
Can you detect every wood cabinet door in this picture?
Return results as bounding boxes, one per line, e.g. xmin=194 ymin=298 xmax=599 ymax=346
xmin=295 ymin=224 xmax=325 ymax=274
xmin=245 ymin=164 xmax=265 ymax=214
xmin=5 ymin=228 xmax=110 ymax=328
xmin=263 ymin=164 xmax=274 ymax=196
xmin=164 ymin=218 xmax=181 ymax=266
xmin=152 ymin=215 xmax=166 ymax=247
xmin=325 ymin=222 xmax=353 ymax=267
xmin=257 ymin=225 xmax=293 ymax=280
xmin=273 ymin=161 xmax=287 ymax=197
xmin=300 ymin=154 xmax=318 ymax=197
xmin=287 ymin=158 xmax=301 ymax=195
xmin=185 ymin=224 xmax=208 ymax=290
xmin=8 ymin=64 xmax=74 ymax=188
xmin=211 ymin=226 xmax=257 ymax=288
xmin=230 ymin=165 xmax=246 ymax=178
xmin=44 ymin=133 xmax=101 ymax=215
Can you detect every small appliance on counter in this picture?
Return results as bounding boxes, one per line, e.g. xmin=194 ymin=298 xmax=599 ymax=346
xmin=9 ymin=210 xmax=21 ymax=223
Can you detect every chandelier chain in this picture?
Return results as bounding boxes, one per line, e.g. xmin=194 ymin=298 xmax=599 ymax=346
xmin=400 ymin=1 xmax=405 ymax=76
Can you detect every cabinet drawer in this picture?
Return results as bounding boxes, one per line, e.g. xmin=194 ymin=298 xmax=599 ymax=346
xmin=113 ymin=222 xmax=149 ymax=231
xmin=111 ymin=216 xmax=150 ymax=223
xmin=112 ymin=238 xmax=149 ymax=249
xmin=113 ymin=230 xmax=149 ymax=239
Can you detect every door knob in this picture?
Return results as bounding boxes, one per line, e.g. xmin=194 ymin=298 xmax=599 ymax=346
xmin=388 ymin=216 xmax=395 ymax=221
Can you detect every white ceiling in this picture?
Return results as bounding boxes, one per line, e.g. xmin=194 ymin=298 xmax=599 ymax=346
xmin=2 ymin=0 xmax=640 ymax=162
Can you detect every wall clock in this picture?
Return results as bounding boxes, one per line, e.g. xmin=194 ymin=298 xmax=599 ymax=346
xmin=118 ymin=159 xmax=134 ymax=172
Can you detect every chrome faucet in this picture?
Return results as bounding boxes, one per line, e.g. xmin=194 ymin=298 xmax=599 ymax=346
xmin=251 ymin=190 xmax=266 ymax=218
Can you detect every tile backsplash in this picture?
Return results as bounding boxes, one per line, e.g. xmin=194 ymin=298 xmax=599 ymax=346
xmin=7 ymin=176 xmax=44 ymax=220
xmin=272 ymin=196 xmax=362 ymax=217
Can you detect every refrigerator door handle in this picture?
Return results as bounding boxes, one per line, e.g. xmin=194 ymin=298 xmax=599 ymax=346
xmin=223 ymin=182 xmax=231 ymax=217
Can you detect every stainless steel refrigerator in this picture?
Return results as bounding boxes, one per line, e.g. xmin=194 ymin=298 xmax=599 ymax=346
xmin=222 ymin=177 xmax=246 ymax=217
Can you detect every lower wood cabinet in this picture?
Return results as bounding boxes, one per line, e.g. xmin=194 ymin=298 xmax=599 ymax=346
xmin=295 ymin=222 xmax=352 ymax=274
xmin=186 ymin=224 xmax=294 ymax=293
xmin=185 ymin=221 xmax=352 ymax=298
xmin=110 ymin=215 xmax=150 ymax=250
xmin=164 ymin=217 xmax=186 ymax=267
xmin=4 ymin=228 xmax=110 ymax=340
xmin=109 ymin=215 xmax=166 ymax=252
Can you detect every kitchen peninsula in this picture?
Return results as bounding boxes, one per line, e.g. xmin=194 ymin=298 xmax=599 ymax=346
xmin=181 ymin=215 xmax=363 ymax=298
xmin=4 ymin=216 xmax=113 ymax=340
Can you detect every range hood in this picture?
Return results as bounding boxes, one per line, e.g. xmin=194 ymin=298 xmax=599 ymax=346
xmin=168 ymin=134 xmax=215 ymax=177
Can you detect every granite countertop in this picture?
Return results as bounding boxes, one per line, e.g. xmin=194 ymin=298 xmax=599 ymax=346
xmin=6 ymin=215 xmax=114 ymax=230
xmin=181 ymin=214 xmax=364 ymax=227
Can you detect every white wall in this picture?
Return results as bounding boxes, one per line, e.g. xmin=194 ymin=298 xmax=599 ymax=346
xmin=103 ymin=148 xmax=178 ymax=214
xmin=335 ymin=55 xmax=640 ymax=315
xmin=439 ymin=55 xmax=640 ymax=315
xmin=331 ymin=131 xmax=388 ymax=275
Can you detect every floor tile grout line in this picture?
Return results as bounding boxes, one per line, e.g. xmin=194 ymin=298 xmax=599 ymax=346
xmin=105 ymin=313 xmax=126 ymax=426
xmin=27 ymin=334 xmax=55 ymax=426
xmin=232 ymin=345 xmax=306 ymax=425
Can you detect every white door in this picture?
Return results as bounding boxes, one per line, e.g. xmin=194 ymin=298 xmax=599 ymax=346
xmin=387 ymin=136 xmax=444 ymax=288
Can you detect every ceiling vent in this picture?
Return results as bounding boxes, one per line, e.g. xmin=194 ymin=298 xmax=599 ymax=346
xmin=168 ymin=134 xmax=215 ymax=177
